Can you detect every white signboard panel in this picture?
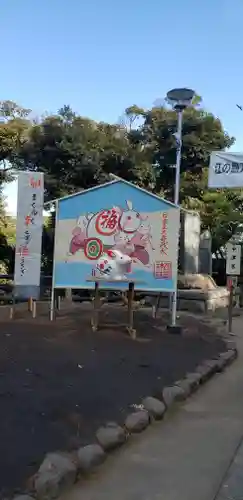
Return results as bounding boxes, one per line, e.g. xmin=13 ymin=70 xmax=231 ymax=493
xmin=226 ymin=242 xmax=241 ymax=275
xmin=208 ymin=151 xmax=243 ymax=188
xmin=14 ymin=172 xmax=44 ymax=286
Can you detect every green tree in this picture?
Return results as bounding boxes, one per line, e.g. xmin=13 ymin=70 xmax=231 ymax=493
xmin=12 ymin=106 xmax=155 ymax=201
xmin=0 ymin=100 xmax=30 ymax=272
xmin=130 ymin=102 xmax=242 ymax=253
xmin=14 ymin=113 xmax=104 ymax=200
xmin=0 ymin=100 xmax=31 ymax=180
xmin=0 ymin=100 xmax=31 ymax=119
xmin=2 ymin=97 xmax=242 ymax=259
xmin=135 ymin=104 xmax=234 ymax=200
xmin=180 ymin=169 xmax=243 ymax=253
xmin=0 ymin=190 xmax=15 ymax=273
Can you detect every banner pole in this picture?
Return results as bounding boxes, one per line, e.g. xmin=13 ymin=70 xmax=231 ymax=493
xmin=50 ymin=200 xmax=58 ymax=321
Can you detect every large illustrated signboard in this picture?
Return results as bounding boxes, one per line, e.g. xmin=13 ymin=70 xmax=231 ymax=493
xmin=53 ymin=179 xmax=180 ymax=291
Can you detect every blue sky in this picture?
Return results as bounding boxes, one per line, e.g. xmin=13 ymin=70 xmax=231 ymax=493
xmin=3 ymin=0 xmax=243 ymax=213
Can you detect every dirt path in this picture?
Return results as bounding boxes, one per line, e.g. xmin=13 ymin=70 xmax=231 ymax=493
xmin=61 ymin=315 xmax=243 ymax=500
xmin=0 ymin=304 xmax=225 ymax=496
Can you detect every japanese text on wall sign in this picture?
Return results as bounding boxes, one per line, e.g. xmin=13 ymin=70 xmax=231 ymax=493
xmin=96 ymin=208 xmax=120 ymax=236
xmin=229 ymin=246 xmax=237 ymax=271
xmin=19 ymin=191 xmax=39 ymax=276
xmin=226 ymin=242 xmax=241 ymax=276
xmin=160 ymin=212 xmax=168 ymax=255
xmin=154 ymin=261 xmax=172 ymax=279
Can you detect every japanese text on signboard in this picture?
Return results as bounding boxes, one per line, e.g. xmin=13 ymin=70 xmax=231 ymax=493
xmin=154 ymin=261 xmax=172 ymax=279
xmin=214 ymin=162 xmax=243 ymax=175
xmin=18 ymin=179 xmax=41 ymax=277
xmin=160 ymin=212 xmax=168 ymax=255
xmin=95 ymin=208 xmax=120 ymax=235
xmin=226 ymin=243 xmax=241 ymax=276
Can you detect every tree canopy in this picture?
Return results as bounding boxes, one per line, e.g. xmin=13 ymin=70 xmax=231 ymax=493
xmin=0 ymin=97 xmax=241 ymax=272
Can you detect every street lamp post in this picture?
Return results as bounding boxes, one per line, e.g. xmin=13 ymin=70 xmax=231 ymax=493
xmin=166 ymin=88 xmax=195 ymax=328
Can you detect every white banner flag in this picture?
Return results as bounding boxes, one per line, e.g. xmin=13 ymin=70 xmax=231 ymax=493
xmin=208 ymin=151 xmax=243 ymax=188
xmin=14 ymin=172 xmax=44 ymax=286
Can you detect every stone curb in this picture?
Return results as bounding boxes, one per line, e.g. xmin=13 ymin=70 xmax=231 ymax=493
xmin=14 ymin=342 xmax=238 ymax=500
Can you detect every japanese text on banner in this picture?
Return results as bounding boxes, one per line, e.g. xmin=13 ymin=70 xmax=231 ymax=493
xmin=14 ymin=172 xmax=44 ymax=286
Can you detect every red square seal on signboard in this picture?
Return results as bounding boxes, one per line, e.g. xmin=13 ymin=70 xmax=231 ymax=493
xmin=154 ymin=261 xmax=172 ymax=279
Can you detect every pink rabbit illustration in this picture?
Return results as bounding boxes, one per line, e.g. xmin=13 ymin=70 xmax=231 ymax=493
xmin=68 ymin=215 xmax=88 ymax=255
xmin=137 ymin=218 xmax=154 ymax=249
xmin=113 ymin=232 xmax=135 ymax=255
xmin=119 ymin=200 xmax=142 ymax=233
xmin=129 ymin=217 xmax=154 ymax=266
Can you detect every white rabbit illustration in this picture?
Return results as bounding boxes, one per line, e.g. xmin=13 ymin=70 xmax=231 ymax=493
xmin=95 ymin=249 xmax=132 ymax=280
xmin=119 ymin=200 xmax=141 ymax=233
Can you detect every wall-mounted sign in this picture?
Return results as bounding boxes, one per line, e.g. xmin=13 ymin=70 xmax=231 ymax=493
xmin=53 ymin=179 xmax=180 ymax=292
xmin=226 ymin=242 xmax=241 ymax=275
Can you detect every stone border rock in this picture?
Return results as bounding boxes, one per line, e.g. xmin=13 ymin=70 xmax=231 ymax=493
xmin=13 ymin=341 xmax=238 ymax=500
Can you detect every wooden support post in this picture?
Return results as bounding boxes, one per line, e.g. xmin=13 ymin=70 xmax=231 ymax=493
xmin=228 ymin=282 xmax=234 ymax=335
xmin=9 ymin=305 xmax=14 ymax=319
xmin=65 ymin=288 xmax=72 ymax=304
xmin=32 ymin=300 xmax=37 ymax=318
xmin=9 ymin=296 xmax=15 ymax=320
xmin=50 ymin=288 xmax=55 ymax=321
xmin=127 ymin=282 xmax=136 ymax=339
xmin=91 ymin=282 xmax=100 ymax=331
xmin=28 ymin=297 xmax=33 ymax=312
xmin=152 ymin=293 xmax=161 ymax=318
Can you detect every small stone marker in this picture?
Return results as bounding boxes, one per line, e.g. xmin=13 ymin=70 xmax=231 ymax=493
xmin=125 ymin=410 xmax=149 ymax=433
xmin=77 ymin=444 xmax=106 ymax=472
xmin=142 ymin=397 xmax=166 ymax=420
xmin=195 ymin=364 xmax=212 ymax=382
xmin=174 ymin=380 xmax=191 ymax=399
xmin=96 ymin=422 xmax=126 ymax=451
xmin=34 ymin=452 xmax=77 ymax=499
xmin=162 ymin=386 xmax=185 ymax=406
xmin=185 ymin=372 xmax=202 ymax=391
